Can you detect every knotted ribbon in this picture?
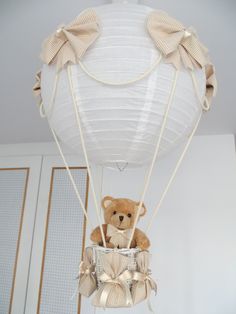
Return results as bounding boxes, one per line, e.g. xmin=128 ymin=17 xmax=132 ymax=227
xmin=41 ymin=9 xmax=100 ymax=71
xmin=77 ymin=247 xmax=97 ymax=297
xmin=147 ymin=11 xmax=209 ymax=70
xmin=131 ymin=251 xmax=157 ymax=305
xmin=106 ymin=224 xmax=133 ymax=248
xmin=98 ymin=270 xmax=133 ymax=308
xmin=92 ymin=252 xmax=133 ymax=308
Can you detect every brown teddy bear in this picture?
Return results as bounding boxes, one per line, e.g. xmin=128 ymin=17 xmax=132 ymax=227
xmin=90 ymin=196 xmax=150 ymax=250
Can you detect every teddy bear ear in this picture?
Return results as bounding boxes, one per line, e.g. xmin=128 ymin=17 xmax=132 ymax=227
xmin=101 ymin=196 xmax=114 ymax=209
xmin=135 ymin=202 xmax=147 ymax=217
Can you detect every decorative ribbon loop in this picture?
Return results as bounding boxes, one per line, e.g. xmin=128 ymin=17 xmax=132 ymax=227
xmin=205 ymin=63 xmax=217 ymax=108
xmin=33 ymin=70 xmax=42 ymax=105
xmin=99 ymin=270 xmax=133 ymax=307
xmin=147 ymin=11 xmax=209 ymax=69
xmin=41 ymin=9 xmax=100 ymax=70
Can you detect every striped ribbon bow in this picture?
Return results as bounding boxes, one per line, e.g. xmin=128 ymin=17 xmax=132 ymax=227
xmin=41 ymin=9 xmax=100 ymax=71
xmin=147 ymin=11 xmax=209 ymax=69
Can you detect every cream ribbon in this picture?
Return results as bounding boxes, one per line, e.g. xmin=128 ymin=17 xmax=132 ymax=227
xmin=133 ymin=271 xmax=157 ymax=295
xmin=41 ymin=9 xmax=100 ymax=70
xmin=33 ymin=70 xmax=42 ymax=104
xmin=99 ymin=270 xmax=133 ymax=307
xmin=107 ymin=224 xmax=133 ymax=248
xmin=147 ymin=11 xmax=209 ymax=70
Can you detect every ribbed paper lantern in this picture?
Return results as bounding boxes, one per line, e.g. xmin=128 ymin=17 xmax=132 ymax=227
xmin=41 ymin=3 xmax=205 ymax=168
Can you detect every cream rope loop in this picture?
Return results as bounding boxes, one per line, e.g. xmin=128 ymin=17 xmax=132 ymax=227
xmin=78 ymin=54 xmax=162 ymax=86
xmin=127 ymin=69 xmax=179 ymax=249
xmin=67 ymin=65 xmax=107 ymax=248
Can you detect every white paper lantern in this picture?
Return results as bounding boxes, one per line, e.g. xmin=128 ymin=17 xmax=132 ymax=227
xmin=41 ymin=3 xmax=206 ymax=168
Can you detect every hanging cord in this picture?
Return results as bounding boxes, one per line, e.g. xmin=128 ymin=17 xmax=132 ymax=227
xmin=67 ymin=65 xmax=107 ymax=247
xmin=78 ymin=54 xmax=162 ymax=86
xmin=145 ymin=112 xmax=202 ymax=233
xmin=50 ymin=127 xmax=93 ymax=230
xmin=40 ymin=71 xmax=94 ymax=230
xmin=145 ymin=70 xmax=205 ymax=233
xmin=127 ymin=70 xmax=179 ymax=249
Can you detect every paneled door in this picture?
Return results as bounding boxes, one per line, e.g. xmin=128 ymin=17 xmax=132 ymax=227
xmin=0 ymin=156 xmax=42 ymax=314
xmin=25 ymin=156 xmax=101 ymax=314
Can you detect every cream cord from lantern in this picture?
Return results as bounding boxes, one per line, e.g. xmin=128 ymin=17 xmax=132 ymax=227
xmin=67 ymin=65 xmax=107 ymax=248
xmin=145 ymin=112 xmax=202 ymax=233
xmin=41 ymin=71 xmax=93 ymax=230
xmin=145 ymin=70 xmax=204 ymax=233
xmin=127 ymin=70 xmax=179 ymax=249
xmin=50 ymin=127 xmax=93 ymax=229
xmin=78 ymin=54 xmax=162 ymax=86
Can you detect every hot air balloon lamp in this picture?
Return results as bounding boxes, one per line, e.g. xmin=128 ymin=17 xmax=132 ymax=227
xmin=33 ymin=1 xmax=217 ymax=309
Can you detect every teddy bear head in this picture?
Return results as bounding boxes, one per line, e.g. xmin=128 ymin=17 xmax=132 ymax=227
xmin=101 ymin=196 xmax=147 ymax=230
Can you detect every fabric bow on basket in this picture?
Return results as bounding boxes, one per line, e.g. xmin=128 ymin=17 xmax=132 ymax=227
xmin=131 ymin=251 xmax=157 ymax=305
xmin=92 ymin=252 xmax=133 ymax=308
xmin=41 ymin=9 xmax=100 ymax=71
xmin=77 ymin=247 xmax=97 ymax=297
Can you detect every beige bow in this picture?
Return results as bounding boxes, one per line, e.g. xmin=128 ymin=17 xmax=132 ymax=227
xmin=99 ymin=270 xmax=133 ymax=307
xmin=107 ymin=224 xmax=132 ymax=248
xmin=33 ymin=71 xmax=42 ymax=104
xmin=147 ymin=11 xmax=209 ymax=70
xmin=41 ymin=9 xmax=100 ymax=70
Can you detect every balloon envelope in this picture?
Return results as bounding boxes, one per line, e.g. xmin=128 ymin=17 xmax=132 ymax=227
xmin=41 ymin=3 xmax=205 ymax=168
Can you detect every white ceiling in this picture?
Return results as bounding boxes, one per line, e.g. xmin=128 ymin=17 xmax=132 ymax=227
xmin=0 ymin=0 xmax=235 ymax=144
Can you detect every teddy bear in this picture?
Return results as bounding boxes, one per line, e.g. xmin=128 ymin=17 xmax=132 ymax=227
xmin=90 ymin=196 xmax=150 ymax=250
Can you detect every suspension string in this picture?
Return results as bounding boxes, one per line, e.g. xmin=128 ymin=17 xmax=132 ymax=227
xmin=145 ymin=113 xmax=202 ymax=233
xmin=145 ymin=70 xmax=205 ymax=234
xmin=67 ymin=65 xmax=107 ymax=248
xmin=78 ymin=55 xmax=162 ymax=86
xmin=39 ymin=72 xmax=59 ymax=118
xmin=40 ymin=71 xmax=94 ymax=230
xmin=127 ymin=70 xmax=179 ymax=249
xmin=50 ymin=127 xmax=93 ymax=230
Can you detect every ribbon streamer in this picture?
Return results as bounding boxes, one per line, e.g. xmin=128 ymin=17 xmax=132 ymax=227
xmin=41 ymin=9 xmax=100 ymax=70
xmin=33 ymin=70 xmax=42 ymax=105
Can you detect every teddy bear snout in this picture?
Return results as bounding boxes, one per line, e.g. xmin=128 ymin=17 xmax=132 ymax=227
xmin=119 ymin=215 xmax=124 ymax=222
